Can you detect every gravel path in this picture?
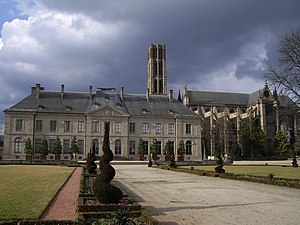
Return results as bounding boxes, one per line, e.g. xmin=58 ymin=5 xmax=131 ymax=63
xmin=114 ymin=165 xmax=300 ymax=225
xmin=40 ymin=167 xmax=82 ymax=221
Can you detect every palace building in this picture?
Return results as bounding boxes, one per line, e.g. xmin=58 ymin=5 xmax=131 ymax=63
xmin=2 ymin=44 xmax=202 ymax=161
xmin=3 ymin=44 xmax=299 ymax=161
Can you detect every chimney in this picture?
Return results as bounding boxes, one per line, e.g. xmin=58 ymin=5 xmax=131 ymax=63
xmin=89 ymin=86 xmax=93 ymax=100
xmin=120 ymin=87 xmax=124 ymax=101
xmin=35 ymin=83 xmax=41 ymax=100
xmin=146 ymin=88 xmax=150 ymax=101
xmin=61 ymin=84 xmax=64 ymax=100
xmin=169 ymin=90 xmax=173 ymax=103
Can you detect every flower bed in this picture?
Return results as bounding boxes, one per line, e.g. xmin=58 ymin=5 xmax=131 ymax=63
xmin=77 ymin=168 xmax=142 ymax=221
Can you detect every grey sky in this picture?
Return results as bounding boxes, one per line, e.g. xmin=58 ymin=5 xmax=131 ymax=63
xmin=0 ymin=0 xmax=300 ymax=132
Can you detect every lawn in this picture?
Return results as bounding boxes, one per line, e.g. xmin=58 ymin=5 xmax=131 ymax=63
xmin=180 ymin=165 xmax=300 ymax=179
xmin=0 ymin=165 xmax=75 ymax=220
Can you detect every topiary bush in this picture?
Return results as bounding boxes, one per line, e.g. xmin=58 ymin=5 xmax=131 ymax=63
xmin=215 ymin=154 xmax=225 ymax=173
xmin=86 ymin=146 xmax=97 ymax=174
xmin=93 ymin=123 xmax=123 ymax=204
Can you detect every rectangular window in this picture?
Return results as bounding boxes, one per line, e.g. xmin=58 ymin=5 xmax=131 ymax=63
xmin=129 ymin=141 xmax=135 ymax=154
xmin=49 ymin=139 xmax=56 ymax=154
xmin=35 ymin=120 xmax=43 ymax=132
xmin=92 ymin=121 xmax=99 ymax=133
xmin=186 ymin=124 xmax=192 ymax=134
xmin=78 ymin=140 xmax=84 ymax=154
xmin=50 ymin=120 xmax=57 ymax=132
xmin=63 ymin=139 xmax=70 ymax=154
xmin=143 ymin=141 xmax=148 ymax=155
xmin=35 ymin=139 xmax=42 ymax=153
xmin=142 ymin=123 xmax=149 ymax=134
xmin=15 ymin=119 xmax=23 ymax=131
xmin=168 ymin=123 xmax=174 ymax=135
xmin=129 ymin=123 xmax=135 ymax=133
xmin=78 ymin=121 xmax=84 ymax=133
xmin=157 ymin=141 xmax=162 ymax=155
xmin=155 ymin=123 xmax=162 ymax=134
xmin=115 ymin=122 xmax=121 ymax=133
xmin=64 ymin=121 xmax=71 ymax=132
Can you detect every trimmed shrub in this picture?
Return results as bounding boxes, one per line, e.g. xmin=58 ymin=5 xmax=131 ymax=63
xmin=93 ymin=123 xmax=122 ymax=204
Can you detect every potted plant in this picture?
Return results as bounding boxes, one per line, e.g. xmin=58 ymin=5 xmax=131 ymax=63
xmin=24 ymin=137 xmax=33 ymax=160
xmin=163 ymin=140 xmax=174 ymax=161
xmin=177 ymin=140 xmax=185 ymax=161
xmin=40 ymin=137 xmax=49 ymax=160
xmin=150 ymin=139 xmax=160 ymax=160
xmin=53 ymin=136 xmax=62 ymax=160
xmin=137 ymin=138 xmax=145 ymax=161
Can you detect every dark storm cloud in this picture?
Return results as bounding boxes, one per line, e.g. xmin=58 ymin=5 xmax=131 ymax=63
xmin=0 ymin=0 xmax=300 ymax=126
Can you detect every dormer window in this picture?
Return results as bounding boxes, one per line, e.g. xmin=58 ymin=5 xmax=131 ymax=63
xmin=37 ymin=105 xmax=44 ymax=110
xmin=65 ymin=106 xmax=72 ymax=111
xmin=168 ymin=109 xmax=175 ymax=114
xmin=115 ymin=103 xmax=122 ymax=107
xmin=141 ymin=108 xmax=148 ymax=113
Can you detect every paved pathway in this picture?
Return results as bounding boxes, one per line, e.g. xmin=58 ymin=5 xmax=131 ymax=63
xmin=40 ymin=167 xmax=82 ymax=221
xmin=114 ymin=165 xmax=300 ymax=225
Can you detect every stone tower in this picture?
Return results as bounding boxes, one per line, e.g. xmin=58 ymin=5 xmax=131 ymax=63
xmin=147 ymin=44 xmax=167 ymax=95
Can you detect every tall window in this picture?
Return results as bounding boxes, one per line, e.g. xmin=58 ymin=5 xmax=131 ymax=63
xmin=92 ymin=121 xmax=99 ymax=133
xmin=35 ymin=120 xmax=42 ymax=132
xmin=49 ymin=139 xmax=56 ymax=153
xmin=168 ymin=123 xmax=174 ymax=135
xmin=50 ymin=120 xmax=57 ymax=132
xmin=78 ymin=121 xmax=84 ymax=133
xmin=142 ymin=123 xmax=149 ymax=134
xmin=186 ymin=141 xmax=192 ymax=155
xmin=115 ymin=139 xmax=121 ymax=155
xmin=186 ymin=124 xmax=192 ymax=134
xmin=155 ymin=123 xmax=162 ymax=134
xmin=129 ymin=123 xmax=135 ymax=133
xmin=63 ymin=139 xmax=70 ymax=154
xmin=35 ymin=139 xmax=42 ymax=153
xmin=115 ymin=122 xmax=121 ymax=133
xmin=15 ymin=119 xmax=23 ymax=131
xmin=64 ymin=121 xmax=71 ymax=132
xmin=143 ymin=141 xmax=148 ymax=155
xmin=129 ymin=141 xmax=135 ymax=154
xmin=14 ymin=138 xmax=22 ymax=153
xmin=78 ymin=140 xmax=84 ymax=154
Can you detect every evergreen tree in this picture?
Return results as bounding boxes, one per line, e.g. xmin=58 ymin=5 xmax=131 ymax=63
xmin=275 ymin=130 xmax=291 ymax=157
xmin=164 ymin=140 xmax=174 ymax=156
xmin=150 ymin=139 xmax=161 ymax=156
xmin=53 ymin=136 xmax=62 ymax=155
xmin=24 ymin=137 xmax=33 ymax=155
xmin=70 ymin=136 xmax=79 ymax=159
xmin=40 ymin=137 xmax=49 ymax=156
xmin=240 ymin=117 xmax=267 ymax=158
xmin=177 ymin=140 xmax=185 ymax=156
xmin=137 ymin=138 xmax=145 ymax=155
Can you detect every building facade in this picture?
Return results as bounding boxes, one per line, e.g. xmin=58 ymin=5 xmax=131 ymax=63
xmin=3 ymin=44 xmax=202 ymax=161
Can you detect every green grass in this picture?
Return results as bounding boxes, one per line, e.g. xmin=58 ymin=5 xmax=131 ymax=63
xmin=0 ymin=165 xmax=75 ymax=220
xmin=180 ymin=165 xmax=300 ymax=179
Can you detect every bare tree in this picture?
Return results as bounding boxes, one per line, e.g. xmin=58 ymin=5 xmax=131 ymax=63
xmin=266 ymin=29 xmax=300 ymax=104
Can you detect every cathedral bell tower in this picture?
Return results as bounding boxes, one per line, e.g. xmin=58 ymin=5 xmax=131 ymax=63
xmin=147 ymin=44 xmax=167 ymax=95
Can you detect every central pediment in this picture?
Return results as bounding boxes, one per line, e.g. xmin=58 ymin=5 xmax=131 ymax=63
xmin=86 ymin=105 xmax=129 ymax=117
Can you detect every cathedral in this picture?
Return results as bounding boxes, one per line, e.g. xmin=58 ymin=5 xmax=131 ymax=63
xmin=2 ymin=44 xmax=299 ymax=161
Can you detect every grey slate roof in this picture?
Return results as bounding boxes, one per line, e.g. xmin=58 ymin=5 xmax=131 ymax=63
xmin=5 ymin=91 xmax=91 ymax=114
xmin=5 ymin=88 xmax=198 ymax=118
xmin=188 ymin=90 xmax=250 ymax=106
xmin=123 ymin=94 xmax=196 ymax=117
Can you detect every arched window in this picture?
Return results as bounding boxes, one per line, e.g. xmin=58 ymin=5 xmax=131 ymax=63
xmin=14 ymin=137 xmax=23 ymax=153
xmin=115 ymin=139 xmax=121 ymax=155
xmin=186 ymin=141 xmax=192 ymax=155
